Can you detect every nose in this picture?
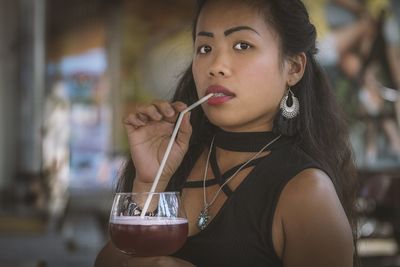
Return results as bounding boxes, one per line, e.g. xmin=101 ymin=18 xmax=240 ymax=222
xmin=208 ymin=52 xmax=231 ymax=77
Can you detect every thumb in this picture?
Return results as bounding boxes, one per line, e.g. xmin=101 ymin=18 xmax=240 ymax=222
xmin=176 ymin=112 xmax=192 ymax=149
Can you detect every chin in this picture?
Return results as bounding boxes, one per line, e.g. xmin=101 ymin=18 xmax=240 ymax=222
xmin=207 ymin=117 xmax=248 ymax=132
xmin=206 ymin=113 xmax=237 ymax=127
xmin=207 ymin=113 xmax=273 ymax=132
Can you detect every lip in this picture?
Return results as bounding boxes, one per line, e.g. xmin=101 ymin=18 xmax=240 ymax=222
xmin=205 ymin=85 xmax=235 ymax=105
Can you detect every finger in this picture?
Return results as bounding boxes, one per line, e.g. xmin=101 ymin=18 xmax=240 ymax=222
xmin=159 ymin=102 xmax=188 ymax=124
xmin=136 ymin=104 xmax=163 ymax=121
xmin=123 ymin=113 xmax=146 ymax=129
xmin=153 ymin=101 xmax=188 ymax=121
xmin=151 ymin=100 xmax=179 ymax=123
xmin=152 ymin=100 xmax=176 ymax=118
xmin=137 ymin=112 xmax=149 ymax=123
xmin=171 ymin=101 xmax=188 ymax=113
xmin=122 ymin=257 xmax=161 ymax=267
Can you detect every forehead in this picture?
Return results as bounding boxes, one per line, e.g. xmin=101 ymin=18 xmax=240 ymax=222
xmin=196 ymin=0 xmax=273 ymax=34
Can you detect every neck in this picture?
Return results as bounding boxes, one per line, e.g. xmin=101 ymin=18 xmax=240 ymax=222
xmin=218 ymin=121 xmax=273 ymax=133
xmin=213 ymin=127 xmax=280 ymax=152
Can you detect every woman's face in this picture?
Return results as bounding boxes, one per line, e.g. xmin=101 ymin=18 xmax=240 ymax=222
xmin=193 ymin=0 xmax=290 ymax=132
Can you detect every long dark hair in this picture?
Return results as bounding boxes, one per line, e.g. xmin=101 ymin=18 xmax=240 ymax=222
xmin=118 ymin=0 xmax=358 ymax=262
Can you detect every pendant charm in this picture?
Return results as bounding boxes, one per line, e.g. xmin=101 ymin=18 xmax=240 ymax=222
xmin=197 ymin=208 xmax=211 ymax=231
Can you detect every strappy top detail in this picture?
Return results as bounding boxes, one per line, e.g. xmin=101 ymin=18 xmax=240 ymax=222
xmin=167 ymin=129 xmax=322 ymax=267
xmin=182 ymin=146 xmax=268 ymax=197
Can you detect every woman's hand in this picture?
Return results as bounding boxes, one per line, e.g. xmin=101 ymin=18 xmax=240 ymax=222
xmin=121 ymin=256 xmax=195 ymax=267
xmin=123 ymin=100 xmax=192 ymax=189
xmin=94 ymin=242 xmax=195 ymax=267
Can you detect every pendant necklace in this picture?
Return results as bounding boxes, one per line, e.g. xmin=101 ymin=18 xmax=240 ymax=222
xmin=197 ymin=134 xmax=282 ymax=231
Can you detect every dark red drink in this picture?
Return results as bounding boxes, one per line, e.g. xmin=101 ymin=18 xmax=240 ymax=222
xmin=109 ymin=216 xmax=188 ymax=256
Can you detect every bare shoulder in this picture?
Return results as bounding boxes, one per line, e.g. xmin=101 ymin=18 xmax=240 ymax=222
xmin=279 ymin=168 xmax=348 ymax=229
xmin=277 ymin=168 xmax=354 ymax=267
xmin=278 ymin=168 xmax=344 ymax=220
xmin=281 ymin=168 xmax=336 ymax=200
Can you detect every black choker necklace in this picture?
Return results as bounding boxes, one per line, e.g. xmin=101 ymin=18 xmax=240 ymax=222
xmin=213 ymin=128 xmax=281 ymax=152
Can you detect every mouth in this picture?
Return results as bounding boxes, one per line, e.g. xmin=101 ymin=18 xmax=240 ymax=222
xmin=205 ymin=85 xmax=235 ymax=97
xmin=205 ymin=85 xmax=235 ymax=105
xmin=212 ymin=92 xmax=230 ymax=97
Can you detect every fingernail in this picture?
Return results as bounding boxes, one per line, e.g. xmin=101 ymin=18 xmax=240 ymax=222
xmin=177 ymin=102 xmax=186 ymax=109
xmin=166 ymin=108 xmax=174 ymax=117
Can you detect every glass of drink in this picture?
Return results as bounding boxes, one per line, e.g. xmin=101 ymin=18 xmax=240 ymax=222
xmin=109 ymin=192 xmax=188 ymax=256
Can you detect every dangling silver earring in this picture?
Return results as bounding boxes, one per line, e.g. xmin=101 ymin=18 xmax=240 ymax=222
xmin=273 ymin=87 xmax=300 ymax=136
xmin=280 ymin=88 xmax=299 ymax=119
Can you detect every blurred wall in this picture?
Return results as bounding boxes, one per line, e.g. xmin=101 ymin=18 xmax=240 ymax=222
xmin=18 ymin=0 xmax=46 ymax=175
xmin=0 ymin=0 xmax=45 ymax=188
xmin=0 ymin=0 xmax=19 ymax=188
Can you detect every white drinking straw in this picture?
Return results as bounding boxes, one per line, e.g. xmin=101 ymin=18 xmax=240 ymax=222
xmin=140 ymin=93 xmax=214 ymax=217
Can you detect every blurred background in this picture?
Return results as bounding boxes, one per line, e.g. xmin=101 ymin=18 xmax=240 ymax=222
xmin=0 ymin=0 xmax=399 ymax=266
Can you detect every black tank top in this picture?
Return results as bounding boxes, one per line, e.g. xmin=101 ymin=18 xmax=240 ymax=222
xmin=167 ymin=130 xmax=321 ymax=267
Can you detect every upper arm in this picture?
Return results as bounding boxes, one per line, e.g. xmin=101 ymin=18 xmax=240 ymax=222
xmin=278 ymin=169 xmax=354 ymax=267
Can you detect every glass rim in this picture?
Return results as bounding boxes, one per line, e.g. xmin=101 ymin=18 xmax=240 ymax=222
xmin=115 ymin=191 xmax=180 ymax=195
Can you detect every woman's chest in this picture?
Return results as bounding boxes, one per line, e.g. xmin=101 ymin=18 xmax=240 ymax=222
xmin=180 ymin=152 xmax=256 ymax=236
xmin=175 ymin=185 xmax=282 ymax=267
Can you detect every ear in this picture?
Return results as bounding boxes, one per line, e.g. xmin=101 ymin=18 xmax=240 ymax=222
xmin=286 ymin=52 xmax=306 ymax=87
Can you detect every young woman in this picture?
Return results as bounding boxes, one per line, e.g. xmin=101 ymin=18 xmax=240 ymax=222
xmin=95 ymin=0 xmax=358 ymax=266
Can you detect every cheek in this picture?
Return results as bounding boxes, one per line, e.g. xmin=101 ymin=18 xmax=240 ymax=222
xmin=245 ymin=53 xmax=281 ymax=79
xmin=192 ymin=57 xmax=206 ymax=76
xmin=240 ymin=54 xmax=286 ymax=99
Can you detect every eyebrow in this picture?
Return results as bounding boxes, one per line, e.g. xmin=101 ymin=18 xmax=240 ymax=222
xmin=197 ymin=26 xmax=260 ymax=38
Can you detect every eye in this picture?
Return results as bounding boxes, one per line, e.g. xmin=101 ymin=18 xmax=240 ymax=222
xmin=197 ymin=45 xmax=212 ymax=54
xmin=234 ymin=42 xmax=252 ymax=50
